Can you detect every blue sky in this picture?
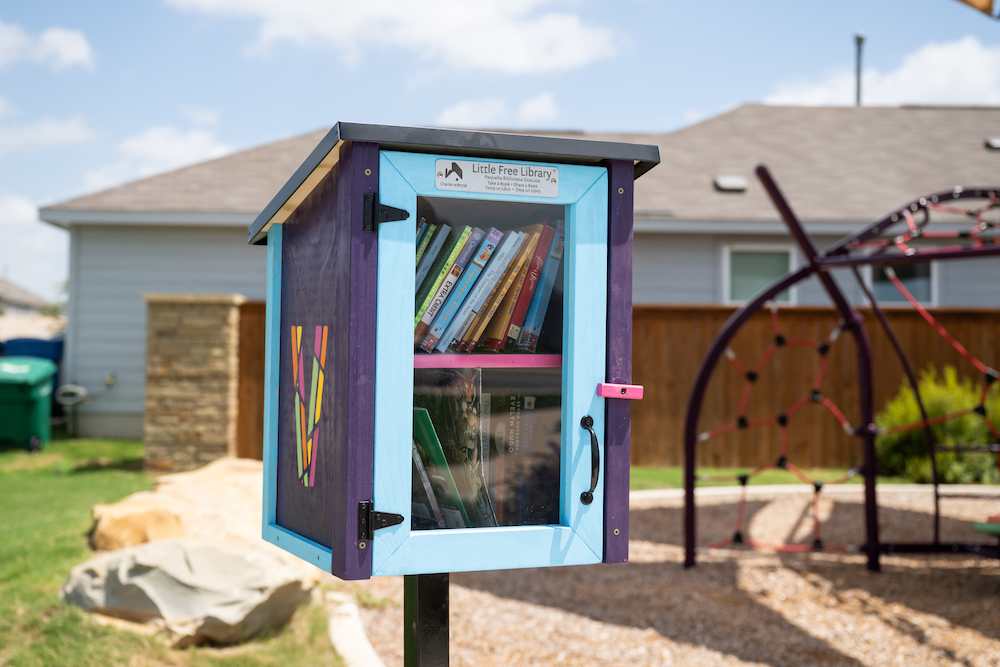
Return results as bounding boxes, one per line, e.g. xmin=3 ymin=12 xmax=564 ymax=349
xmin=1 ymin=0 xmax=998 ymax=300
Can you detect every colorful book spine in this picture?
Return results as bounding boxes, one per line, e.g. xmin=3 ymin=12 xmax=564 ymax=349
xmin=517 ymin=396 xmax=537 ymax=524
xmin=416 ymin=226 xmax=465 ymax=313
xmin=415 ymin=226 xmax=472 ymax=326
xmin=516 ymin=221 xmax=565 ymax=353
xmin=414 ymin=219 xmax=430 ymax=263
xmin=414 ymin=227 xmax=483 ymax=343
xmin=413 ymin=408 xmax=470 ymax=528
xmin=475 ymin=225 xmax=544 ymax=352
xmin=415 ymin=224 xmax=449 ymax=289
xmin=502 ymin=393 xmax=522 ymax=525
xmin=434 ymin=231 xmax=524 ymax=353
xmin=454 ymin=230 xmax=526 ymax=351
xmin=412 ymin=440 xmax=445 ymax=528
xmin=502 ymin=224 xmax=555 ymax=352
xmin=419 ymin=228 xmax=502 ymax=352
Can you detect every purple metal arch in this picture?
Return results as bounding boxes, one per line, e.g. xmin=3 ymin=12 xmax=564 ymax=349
xmin=683 ymin=166 xmax=1000 ymax=572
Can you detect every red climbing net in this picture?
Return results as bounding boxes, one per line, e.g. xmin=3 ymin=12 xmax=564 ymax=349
xmin=695 ymin=194 xmax=1000 ymax=555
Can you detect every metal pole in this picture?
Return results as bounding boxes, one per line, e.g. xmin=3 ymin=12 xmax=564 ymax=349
xmin=855 ymin=34 xmax=865 ymax=106
xmin=404 ymin=573 xmax=449 ymax=667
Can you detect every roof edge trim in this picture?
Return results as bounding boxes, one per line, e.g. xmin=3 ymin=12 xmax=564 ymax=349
xmin=248 ymin=126 xmax=344 ymax=244
xmin=247 ymin=122 xmax=660 ymax=245
xmin=39 ymin=209 xmax=256 ymax=228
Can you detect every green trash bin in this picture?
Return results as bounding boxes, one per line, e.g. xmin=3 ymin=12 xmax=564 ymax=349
xmin=0 ymin=356 xmax=57 ymax=451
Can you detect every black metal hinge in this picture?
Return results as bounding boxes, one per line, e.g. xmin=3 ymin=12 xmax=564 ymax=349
xmin=358 ymin=501 xmax=404 ymax=540
xmin=363 ymin=193 xmax=409 ymax=233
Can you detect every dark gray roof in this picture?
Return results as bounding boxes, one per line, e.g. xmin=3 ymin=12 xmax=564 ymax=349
xmin=0 ymin=278 xmax=47 ymax=309
xmin=41 ymin=105 xmax=1000 ymax=228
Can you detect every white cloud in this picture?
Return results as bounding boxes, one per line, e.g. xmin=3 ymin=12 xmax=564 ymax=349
xmin=84 ymin=125 xmax=232 ymax=191
xmin=436 ymin=98 xmax=509 ymax=128
xmin=180 ymin=106 xmax=220 ymax=125
xmin=165 ymin=0 xmax=616 ymax=74
xmin=517 ymin=92 xmax=559 ymax=124
xmin=0 ymin=117 xmax=95 ymax=157
xmin=437 ymin=92 xmax=564 ymax=128
xmin=0 ymin=19 xmax=95 ymax=71
xmin=765 ymin=36 xmax=1000 ymax=106
xmin=0 ymin=193 xmax=67 ymax=302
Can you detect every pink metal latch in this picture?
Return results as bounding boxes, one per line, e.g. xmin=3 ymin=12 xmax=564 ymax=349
xmin=597 ymin=383 xmax=644 ymax=400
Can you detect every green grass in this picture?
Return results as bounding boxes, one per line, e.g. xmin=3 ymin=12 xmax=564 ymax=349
xmin=0 ymin=438 xmax=341 ymax=667
xmin=630 ymin=466 xmax=913 ymax=490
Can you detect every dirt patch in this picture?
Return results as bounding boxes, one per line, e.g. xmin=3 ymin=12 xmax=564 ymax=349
xmin=355 ymin=487 xmax=1000 ymax=666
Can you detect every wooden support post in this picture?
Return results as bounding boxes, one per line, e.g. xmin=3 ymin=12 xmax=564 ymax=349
xmin=404 ymin=573 xmax=449 ymax=667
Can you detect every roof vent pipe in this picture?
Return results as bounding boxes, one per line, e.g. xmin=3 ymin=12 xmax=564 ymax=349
xmin=855 ymin=33 xmax=865 ymax=106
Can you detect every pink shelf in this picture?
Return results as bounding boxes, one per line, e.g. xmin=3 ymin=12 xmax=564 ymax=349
xmin=413 ymin=354 xmax=562 ymax=369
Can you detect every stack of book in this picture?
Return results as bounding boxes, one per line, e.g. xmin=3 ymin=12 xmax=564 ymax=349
xmin=411 ymin=368 xmax=561 ymax=530
xmin=413 ymin=218 xmax=565 ymax=354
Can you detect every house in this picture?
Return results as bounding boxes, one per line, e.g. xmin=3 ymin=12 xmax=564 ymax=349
xmin=0 ymin=277 xmax=47 ymax=316
xmin=625 ymin=104 xmax=1000 ymax=308
xmin=39 ymin=130 xmax=326 ymax=437
xmin=39 ymin=105 xmax=1000 ymax=438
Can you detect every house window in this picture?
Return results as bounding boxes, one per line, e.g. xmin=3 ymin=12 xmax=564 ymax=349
xmin=871 ymin=262 xmax=933 ymax=304
xmin=725 ymin=246 xmax=794 ymax=304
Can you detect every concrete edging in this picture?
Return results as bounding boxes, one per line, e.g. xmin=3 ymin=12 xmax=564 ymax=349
xmin=325 ymin=591 xmax=386 ymax=667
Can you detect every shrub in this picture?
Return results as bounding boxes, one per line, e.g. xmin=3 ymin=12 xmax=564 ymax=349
xmin=875 ymin=365 xmax=1000 ymax=484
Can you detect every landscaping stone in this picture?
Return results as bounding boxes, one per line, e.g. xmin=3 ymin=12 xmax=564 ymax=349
xmin=60 ymin=538 xmax=313 ymax=647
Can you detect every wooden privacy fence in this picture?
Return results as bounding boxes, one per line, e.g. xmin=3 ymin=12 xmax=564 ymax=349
xmin=632 ymin=305 xmax=1000 ymax=469
xmin=233 ymin=302 xmax=1000 ymax=469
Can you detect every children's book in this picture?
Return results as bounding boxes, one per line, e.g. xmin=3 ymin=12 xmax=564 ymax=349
xmin=419 ymin=228 xmax=502 ymax=353
xmin=415 ymin=219 xmax=430 ymax=263
xmin=435 ymin=231 xmax=524 ymax=353
xmin=415 ymin=224 xmax=450 ymax=289
xmin=416 ymin=226 xmax=467 ymax=316
xmin=462 ymin=226 xmax=538 ymax=351
xmin=516 ymin=396 xmax=537 ymax=525
xmin=502 ymin=224 xmax=555 ymax=352
xmin=475 ymin=225 xmax=544 ymax=352
xmin=516 ymin=221 xmax=565 ymax=353
xmin=413 ymin=370 xmax=496 ymax=528
xmin=414 ymin=227 xmax=484 ymax=344
xmin=501 ymin=393 xmax=523 ymax=525
xmin=411 ymin=440 xmax=446 ymax=529
xmin=412 ymin=408 xmax=470 ymax=529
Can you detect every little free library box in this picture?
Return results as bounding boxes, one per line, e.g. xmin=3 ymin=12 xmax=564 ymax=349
xmin=249 ymin=123 xmax=660 ymax=580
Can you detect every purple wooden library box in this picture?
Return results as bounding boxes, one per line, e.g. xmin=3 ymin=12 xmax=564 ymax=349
xmin=248 ymin=124 xmax=659 ymax=580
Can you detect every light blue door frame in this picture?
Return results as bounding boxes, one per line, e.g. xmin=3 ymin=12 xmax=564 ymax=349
xmin=372 ymin=151 xmax=608 ymax=576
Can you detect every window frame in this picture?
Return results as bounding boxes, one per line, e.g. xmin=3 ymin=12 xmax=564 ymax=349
xmin=722 ymin=242 xmax=799 ymax=306
xmin=864 ymin=261 xmax=938 ymax=307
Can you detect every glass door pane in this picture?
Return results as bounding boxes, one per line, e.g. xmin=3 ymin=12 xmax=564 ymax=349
xmin=410 ymin=196 xmax=567 ymax=530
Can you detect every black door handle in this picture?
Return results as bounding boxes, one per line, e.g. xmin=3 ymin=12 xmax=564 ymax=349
xmin=580 ymin=415 xmax=600 ymax=505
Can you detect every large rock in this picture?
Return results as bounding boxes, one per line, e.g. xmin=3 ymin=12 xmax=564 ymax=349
xmin=60 ymin=539 xmax=313 ymax=647
xmin=91 ymin=457 xmax=264 ymax=550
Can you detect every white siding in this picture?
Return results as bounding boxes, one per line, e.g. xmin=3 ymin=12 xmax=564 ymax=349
xmin=936 ymin=256 xmax=1000 ymax=307
xmin=633 ymin=233 xmax=715 ymax=304
xmin=632 ymin=231 xmax=999 ymax=309
xmin=66 ymin=225 xmax=266 ymax=436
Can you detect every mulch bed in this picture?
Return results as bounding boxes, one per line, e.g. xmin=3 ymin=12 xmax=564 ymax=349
xmin=355 ymin=486 xmax=1000 ymax=666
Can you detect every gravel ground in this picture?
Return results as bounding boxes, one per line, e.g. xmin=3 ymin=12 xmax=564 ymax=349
xmin=354 ymin=486 xmax=1000 ymax=667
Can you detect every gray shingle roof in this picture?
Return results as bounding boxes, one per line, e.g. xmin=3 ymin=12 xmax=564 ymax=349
xmin=42 ymin=105 xmax=1000 ymax=224
xmin=0 ymin=278 xmax=47 ymax=309
xmin=44 ymin=129 xmax=329 ymax=213
xmin=628 ymin=104 xmax=1000 ymax=222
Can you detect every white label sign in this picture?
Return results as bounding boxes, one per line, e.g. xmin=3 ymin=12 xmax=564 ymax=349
xmin=435 ymin=159 xmax=558 ymax=198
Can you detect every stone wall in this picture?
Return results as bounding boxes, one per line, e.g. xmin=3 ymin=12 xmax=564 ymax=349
xmin=144 ymin=294 xmax=245 ymax=471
